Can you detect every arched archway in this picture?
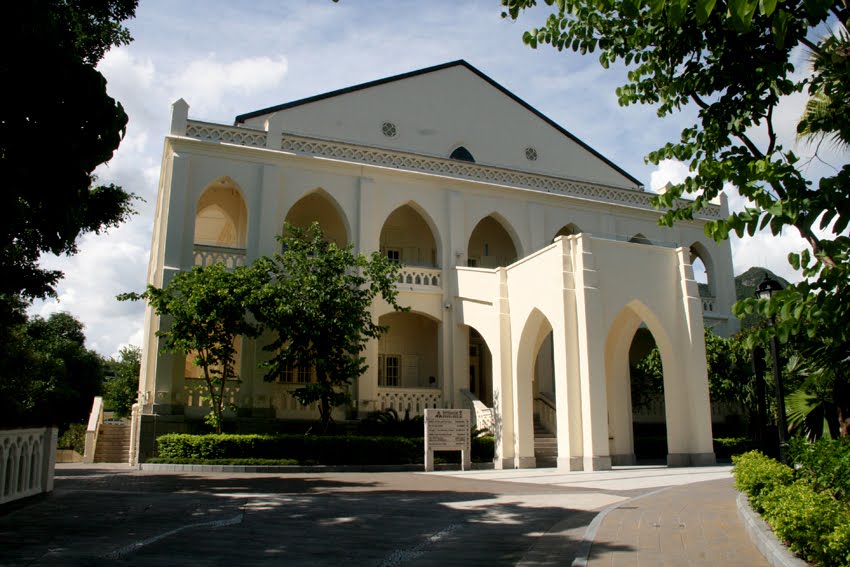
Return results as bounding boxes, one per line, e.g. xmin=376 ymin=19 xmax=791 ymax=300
xmin=605 ymin=301 xmax=681 ymax=466
xmin=553 ymin=223 xmax=582 ymax=241
xmin=285 ymin=189 xmax=349 ymax=247
xmin=689 ymin=241 xmax=716 ymax=303
xmin=380 ymin=203 xmax=440 ymax=267
xmin=466 ymin=325 xmax=493 ymax=406
xmin=467 ymin=214 xmax=519 ymax=268
xmin=195 ymin=178 xmax=248 ymax=249
xmin=377 ymin=311 xmax=440 ymax=390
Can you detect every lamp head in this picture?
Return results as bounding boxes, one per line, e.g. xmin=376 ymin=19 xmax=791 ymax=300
xmin=755 ymin=273 xmax=782 ymax=300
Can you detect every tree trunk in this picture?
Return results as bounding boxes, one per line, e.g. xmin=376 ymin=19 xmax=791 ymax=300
xmin=835 ymin=375 xmax=850 ymax=437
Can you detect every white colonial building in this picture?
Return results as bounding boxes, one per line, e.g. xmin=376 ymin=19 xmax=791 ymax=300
xmin=133 ymin=61 xmax=738 ymax=469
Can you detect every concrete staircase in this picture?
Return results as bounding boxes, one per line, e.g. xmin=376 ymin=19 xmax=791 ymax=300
xmin=93 ymin=422 xmax=131 ymax=463
xmin=533 ymin=419 xmax=558 ymax=468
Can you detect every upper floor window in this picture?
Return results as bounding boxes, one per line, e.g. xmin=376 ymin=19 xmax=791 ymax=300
xmin=449 ymin=146 xmax=475 ymax=163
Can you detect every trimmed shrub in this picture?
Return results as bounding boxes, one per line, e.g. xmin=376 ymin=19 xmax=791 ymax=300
xmin=826 ymin=521 xmax=850 ymax=567
xmin=788 ymin=436 xmax=850 ymax=505
xmin=57 ymin=423 xmax=86 ymax=454
xmin=761 ymin=482 xmax=846 ymax=564
xmin=732 ymin=450 xmax=794 ymax=512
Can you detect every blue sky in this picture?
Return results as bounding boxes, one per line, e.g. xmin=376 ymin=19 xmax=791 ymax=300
xmin=32 ymin=0 xmax=847 ymax=356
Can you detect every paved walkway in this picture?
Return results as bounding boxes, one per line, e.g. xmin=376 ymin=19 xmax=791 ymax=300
xmin=0 ymin=464 xmax=769 ymax=566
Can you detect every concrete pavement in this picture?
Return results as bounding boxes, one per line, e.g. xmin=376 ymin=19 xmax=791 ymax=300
xmin=0 ymin=464 xmax=769 ymax=566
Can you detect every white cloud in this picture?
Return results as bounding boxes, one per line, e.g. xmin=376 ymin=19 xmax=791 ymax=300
xmin=168 ymin=55 xmax=288 ymax=117
xmin=649 ymin=159 xmax=692 ymax=193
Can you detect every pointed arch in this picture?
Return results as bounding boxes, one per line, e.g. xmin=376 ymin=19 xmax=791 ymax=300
xmin=379 ymin=201 xmax=442 ymax=267
xmin=284 ymin=188 xmax=350 ymax=247
xmin=194 ymin=176 xmax=248 ymax=248
xmin=467 ymin=212 xmax=521 ymax=268
xmin=449 ymin=145 xmax=475 ymax=163
xmin=553 ymin=223 xmax=582 ymax=241
xmin=689 ymin=241 xmax=716 ymax=298
xmin=378 ymin=311 xmax=440 ymax=389
xmin=604 ymin=299 xmax=678 ymax=465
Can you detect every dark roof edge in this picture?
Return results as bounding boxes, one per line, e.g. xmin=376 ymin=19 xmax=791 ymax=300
xmin=233 ymin=60 xmax=642 ymax=188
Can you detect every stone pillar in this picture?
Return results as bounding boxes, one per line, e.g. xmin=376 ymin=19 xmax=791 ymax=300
xmin=357 ymin=177 xmax=380 ymax=414
xmin=572 ymin=235 xmax=612 ymax=471
xmin=494 ymin=267 xmax=517 ymax=468
xmin=170 ymin=98 xmax=189 ymax=136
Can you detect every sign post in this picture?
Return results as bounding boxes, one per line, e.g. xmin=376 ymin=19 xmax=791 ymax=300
xmin=424 ymin=408 xmax=471 ymax=472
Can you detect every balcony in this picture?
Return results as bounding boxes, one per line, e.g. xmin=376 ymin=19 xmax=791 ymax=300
xmin=193 ymin=244 xmax=247 ymax=269
xmin=376 ymin=387 xmax=443 ymax=417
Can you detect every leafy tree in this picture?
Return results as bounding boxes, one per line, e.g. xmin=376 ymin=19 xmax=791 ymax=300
xmin=120 ymin=264 xmax=264 ymax=432
xmin=103 ymin=345 xmax=142 ymax=418
xmin=0 ymin=1 xmax=138 ymax=311
xmin=0 ymin=310 xmax=104 ymax=429
xmin=251 ymin=223 xmax=405 ymax=433
xmin=502 ymin=0 xmax=849 ymax=435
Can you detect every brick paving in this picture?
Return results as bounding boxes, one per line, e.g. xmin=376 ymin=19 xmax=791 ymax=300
xmin=0 ymin=465 xmax=770 ymax=566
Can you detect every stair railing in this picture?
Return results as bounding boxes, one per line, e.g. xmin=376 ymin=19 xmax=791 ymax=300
xmin=82 ymin=396 xmax=104 ymax=463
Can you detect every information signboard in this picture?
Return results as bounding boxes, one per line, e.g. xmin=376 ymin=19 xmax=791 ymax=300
xmin=424 ymin=408 xmax=471 ymax=471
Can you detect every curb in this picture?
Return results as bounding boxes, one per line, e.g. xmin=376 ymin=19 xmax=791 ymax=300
xmin=570 ymin=487 xmax=671 ymax=567
xmin=736 ymin=492 xmax=807 ymax=567
xmin=140 ymin=462 xmax=494 ymax=473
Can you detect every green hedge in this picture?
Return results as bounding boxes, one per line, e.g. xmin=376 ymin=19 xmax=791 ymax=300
xmin=156 ymin=433 xmax=496 ymax=465
xmin=733 ymin=446 xmax=850 ymax=566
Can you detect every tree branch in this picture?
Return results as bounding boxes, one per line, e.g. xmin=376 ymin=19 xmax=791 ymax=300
xmin=766 ymin=104 xmax=777 ymax=156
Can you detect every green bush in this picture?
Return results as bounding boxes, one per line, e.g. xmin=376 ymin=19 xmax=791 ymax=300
xmin=732 ymin=451 xmax=794 ymax=512
xmin=788 ymin=436 xmax=850 ymax=505
xmin=155 ymin=433 xmax=497 ymax=465
xmin=761 ymin=482 xmax=846 ymax=565
xmin=826 ymin=521 xmax=850 ymax=567
xmin=356 ymin=408 xmax=424 ymax=437
xmin=57 ymin=423 xmax=86 ymax=454
xmin=147 ymin=457 xmax=299 ymax=465
xmin=156 ymin=433 xmax=423 ymax=465
xmin=713 ymin=437 xmax=756 ymax=459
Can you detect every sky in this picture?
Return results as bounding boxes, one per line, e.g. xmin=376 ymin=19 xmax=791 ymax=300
xmin=32 ymin=0 xmax=848 ymax=357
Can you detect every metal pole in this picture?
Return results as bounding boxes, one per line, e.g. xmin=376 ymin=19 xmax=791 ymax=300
xmin=768 ymin=321 xmax=787 ymax=463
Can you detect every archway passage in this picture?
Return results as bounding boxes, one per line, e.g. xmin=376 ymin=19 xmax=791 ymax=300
xmin=467 ymin=216 xmax=518 ymax=268
xmin=467 ymin=327 xmax=492 ymax=406
xmin=195 ymin=182 xmax=248 ymax=248
xmin=285 ymin=191 xmax=349 ymax=247
xmin=605 ymin=303 xmax=679 ymax=466
xmin=377 ymin=312 xmax=439 ymax=389
xmin=628 ymin=328 xmax=667 ymax=463
xmin=380 ymin=204 xmax=439 ymax=267
xmin=689 ymin=242 xmax=716 ymax=309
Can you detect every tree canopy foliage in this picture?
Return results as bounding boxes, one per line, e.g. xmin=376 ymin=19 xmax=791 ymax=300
xmin=502 ymin=0 xmax=849 ymax=435
xmin=103 ymin=345 xmax=142 ymax=418
xmin=251 ymin=223 xmax=405 ymax=432
xmin=0 ymin=307 xmax=104 ymax=430
xmin=120 ymin=264 xmax=264 ymax=433
xmin=0 ymin=1 xmax=138 ymax=307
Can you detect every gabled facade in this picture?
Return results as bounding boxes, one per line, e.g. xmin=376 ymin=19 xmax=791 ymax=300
xmin=132 ymin=61 xmax=737 ymax=469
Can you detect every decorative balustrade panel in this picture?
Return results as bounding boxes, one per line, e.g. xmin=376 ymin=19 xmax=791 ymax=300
xmin=183 ymin=380 xmax=240 ymax=409
xmin=194 ymin=245 xmax=247 ymax=269
xmin=396 ymin=266 xmax=442 ymax=290
xmin=270 ymin=384 xmax=320 ymax=418
xmin=376 ymin=387 xmax=443 ymax=417
xmin=183 ymin=121 xmax=721 ymax=220
xmin=0 ymin=428 xmax=57 ymax=506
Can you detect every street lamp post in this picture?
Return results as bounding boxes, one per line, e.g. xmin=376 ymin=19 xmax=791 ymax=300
xmin=755 ymin=274 xmax=787 ymax=462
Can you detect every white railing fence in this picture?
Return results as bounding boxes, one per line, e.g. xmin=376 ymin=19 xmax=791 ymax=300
xmin=0 ymin=428 xmax=57 ymax=506
xmin=376 ymin=387 xmax=442 ymax=417
xmin=460 ymin=389 xmax=495 ymax=434
xmin=396 ymin=266 xmax=442 ymax=290
xmin=193 ymin=245 xmax=247 ymax=269
xmin=83 ymin=396 xmax=104 ymax=463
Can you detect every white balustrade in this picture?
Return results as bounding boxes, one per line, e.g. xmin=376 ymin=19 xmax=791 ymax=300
xmin=396 ymin=266 xmax=442 ymax=290
xmin=376 ymin=387 xmax=443 ymax=417
xmin=0 ymin=428 xmax=57 ymax=506
xmin=193 ymin=245 xmax=247 ymax=269
xmin=83 ymin=396 xmax=104 ymax=463
xmin=460 ymin=389 xmax=495 ymax=434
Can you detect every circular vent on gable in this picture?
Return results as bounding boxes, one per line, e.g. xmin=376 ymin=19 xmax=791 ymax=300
xmin=525 ymin=147 xmax=538 ymax=161
xmin=381 ymin=121 xmax=398 ymax=138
